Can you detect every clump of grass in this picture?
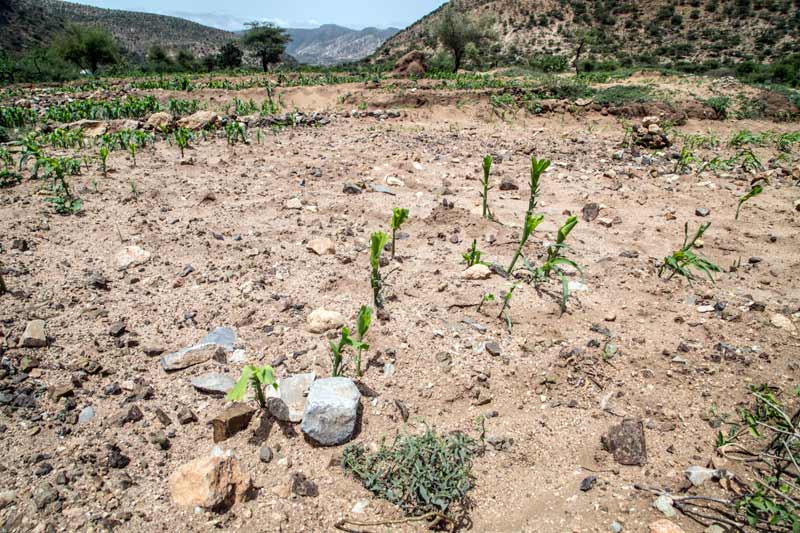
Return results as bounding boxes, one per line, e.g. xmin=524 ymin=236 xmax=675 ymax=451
xmin=658 ymin=222 xmax=720 ymax=285
xmin=226 ymin=365 xmax=277 ymax=408
xmin=390 ymin=208 xmax=409 ymax=259
xmin=342 ymin=427 xmax=478 ymax=527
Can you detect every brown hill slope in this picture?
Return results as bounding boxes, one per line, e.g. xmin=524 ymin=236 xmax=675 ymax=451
xmin=374 ymin=0 xmax=800 ymax=67
xmin=0 ymin=0 xmax=235 ymax=56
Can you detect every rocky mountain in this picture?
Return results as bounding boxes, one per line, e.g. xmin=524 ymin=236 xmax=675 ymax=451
xmin=374 ymin=0 xmax=800 ymax=67
xmin=285 ymin=24 xmax=399 ymax=65
xmin=0 ymin=0 xmax=235 ymax=56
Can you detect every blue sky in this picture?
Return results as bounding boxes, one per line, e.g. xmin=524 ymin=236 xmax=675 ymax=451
xmin=77 ymin=0 xmax=448 ymax=30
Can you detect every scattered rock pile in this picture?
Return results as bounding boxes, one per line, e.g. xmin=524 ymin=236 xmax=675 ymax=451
xmin=633 ymin=116 xmax=670 ymax=149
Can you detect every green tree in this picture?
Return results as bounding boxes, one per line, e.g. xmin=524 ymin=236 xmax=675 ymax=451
xmin=147 ymin=45 xmax=173 ymax=73
xmin=218 ymin=42 xmax=243 ymax=69
xmin=242 ymin=22 xmax=290 ymax=72
xmin=176 ymin=49 xmax=196 ymax=71
xmin=52 ymin=24 xmax=118 ymax=74
xmin=433 ymin=2 xmax=493 ymax=72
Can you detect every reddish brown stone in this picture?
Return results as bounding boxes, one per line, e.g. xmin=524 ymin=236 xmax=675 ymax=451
xmin=212 ymin=404 xmax=256 ymax=443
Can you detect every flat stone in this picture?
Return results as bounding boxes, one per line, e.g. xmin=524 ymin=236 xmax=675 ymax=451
xmin=306 ymin=309 xmax=344 ymax=334
xmin=191 ymin=373 xmax=236 ymax=395
xmin=114 ymin=245 xmax=151 ymax=271
xmin=160 ymin=327 xmax=236 ymax=371
xmin=685 ymin=466 xmax=719 ymax=486
xmin=342 ymin=182 xmax=362 ymax=194
xmin=169 ymin=449 xmax=251 ymax=509
xmin=48 ymin=384 xmax=74 ymax=401
xmin=177 ymin=407 xmax=197 ymax=425
xmin=771 ymin=314 xmax=796 ymax=335
xmin=285 ymin=197 xmax=303 ymax=209
xmin=462 ymin=264 xmax=491 ymax=280
xmin=176 ymin=110 xmax=220 ymax=130
xmin=78 ymin=406 xmax=95 ymax=424
xmin=499 ymin=179 xmax=518 ymax=191
xmin=485 ymin=341 xmax=501 ymax=357
xmin=301 ymin=377 xmax=361 ymax=446
xmin=307 ymin=238 xmax=335 ymax=256
xmin=212 ymin=404 xmax=256 ymax=443
xmin=654 ymin=495 xmax=676 ymax=518
xmin=19 ymin=320 xmax=47 ymax=348
xmin=602 ymin=418 xmax=647 ymax=465
xmin=582 ymin=202 xmax=600 ymax=222
xmin=597 ymin=217 xmax=615 ymax=228
xmin=695 ymin=207 xmax=710 ymax=217
xmin=266 ymin=372 xmax=316 ymax=422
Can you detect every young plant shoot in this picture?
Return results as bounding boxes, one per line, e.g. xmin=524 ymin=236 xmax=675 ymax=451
xmin=370 ymin=231 xmax=390 ymax=309
xmin=463 ymin=239 xmax=484 ymax=267
xmin=226 ymin=365 xmax=278 ymax=408
xmin=736 ymin=183 xmax=763 ymax=220
xmin=507 ymin=214 xmax=544 ymax=274
xmin=498 ymin=283 xmax=518 ymax=333
xmin=659 ymin=222 xmax=720 ymax=285
xmin=528 ymin=216 xmax=580 ymax=314
xmin=528 ymin=156 xmax=550 ymax=217
xmin=390 ymin=208 xmax=409 ymax=259
xmin=355 ymin=305 xmax=372 ymax=377
xmin=99 ymin=145 xmax=109 ymax=177
xmin=481 ymin=155 xmax=494 ymax=220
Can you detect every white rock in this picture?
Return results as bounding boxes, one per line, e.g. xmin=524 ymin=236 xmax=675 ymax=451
xmin=115 ymin=245 xmax=151 ymax=271
xmin=307 ymin=238 xmax=335 ymax=256
xmin=462 ymin=264 xmax=491 ymax=280
xmin=685 ymin=466 xmax=719 ymax=486
xmin=307 ymin=309 xmax=344 ymax=333
xmin=386 ymin=176 xmax=405 ymax=187
xmin=771 ymin=313 xmax=797 ymax=334
xmin=285 ymin=198 xmax=303 ymax=210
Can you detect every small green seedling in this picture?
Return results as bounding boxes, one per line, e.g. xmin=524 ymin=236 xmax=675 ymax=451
xmin=128 ymin=142 xmax=136 ymax=167
xmin=99 ymin=145 xmax=109 ymax=177
xmin=659 ymin=222 xmax=720 ymax=285
xmin=370 ymin=231 xmax=390 ymax=309
xmin=463 ymin=239 xmax=485 ymax=267
xmin=226 ymin=365 xmax=278 ymax=408
xmin=225 ymin=121 xmax=247 ymax=145
xmin=174 ymin=127 xmax=192 ymax=158
xmin=477 ymin=293 xmax=495 ymax=313
xmin=508 ymin=214 xmax=544 ymax=274
xmin=480 ymin=155 xmax=494 ymax=220
xmin=355 ymin=305 xmax=372 ymax=377
xmin=330 ymin=322 xmax=369 ymax=378
xmin=528 ymin=216 xmax=580 ymax=314
xmin=390 ymin=208 xmax=409 ymax=259
xmin=736 ymin=183 xmax=763 ymax=220
xmin=498 ymin=283 xmax=518 ymax=333
xmin=528 ymin=156 xmax=550 ymax=217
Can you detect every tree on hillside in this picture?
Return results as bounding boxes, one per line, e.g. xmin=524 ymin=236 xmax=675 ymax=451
xmin=218 ymin=42 xmax=243 ymax=69
xmin=433 ymin=2 xmax=493 ymax=72
xmin=242 ymin=22 xmax=291 ymax=72
xmin=52 ymin=24 xmax=118 ymax=74
xmin=176 ymin=49 xmax=196 ymax=72
xmin=147 ymin=45 xmax=173 ymax=73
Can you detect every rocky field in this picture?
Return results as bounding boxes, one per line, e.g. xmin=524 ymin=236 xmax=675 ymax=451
xmin=0 ymin=72 xmax=799 ymax=533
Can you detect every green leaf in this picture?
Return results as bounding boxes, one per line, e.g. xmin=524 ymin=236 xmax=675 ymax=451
xmin=226 ymin=365 xmax=255 ymax=402
xmin=357 ymin=305 xmax=372 ymax=339
xmin=390 ymin=208 xmax=410 ymax=231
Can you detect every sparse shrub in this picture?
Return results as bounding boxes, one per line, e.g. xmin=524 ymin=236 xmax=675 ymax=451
xmin=342 ymin=428 xmax=478 ymax=527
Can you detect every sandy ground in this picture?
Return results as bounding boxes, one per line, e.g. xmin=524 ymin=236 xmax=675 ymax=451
xmin=1 ymin=75 xmax=799 ymax=533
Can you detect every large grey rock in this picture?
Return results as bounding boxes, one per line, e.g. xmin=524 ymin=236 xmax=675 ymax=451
xmin=267 ymin=372 xmax=316 ymax=422
xmin=301 ymin=377 xmax=360 ymax=446
xmin=191 ymin=373 xmax=236 ymax=395
xmin=160 ymin=327 xmax=236 ymax=371
xmin=19 ymin=320 xmax=47 ymax=348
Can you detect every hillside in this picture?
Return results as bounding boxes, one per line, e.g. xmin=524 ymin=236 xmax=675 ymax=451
xmin=0 ymin=0 xmax=235 ymax=56
xmin=374 ymin=0 xmax=800 ymax=67
xmin=285 ymin=25 xmax=399 ymax=65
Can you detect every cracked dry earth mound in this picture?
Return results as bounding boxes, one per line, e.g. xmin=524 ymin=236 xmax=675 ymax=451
xmin=0 ymin=78 xmax=799 ymax=533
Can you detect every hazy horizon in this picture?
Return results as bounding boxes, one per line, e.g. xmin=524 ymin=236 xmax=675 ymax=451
xmin=70 ymin=0 xmax=449 ymax=31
